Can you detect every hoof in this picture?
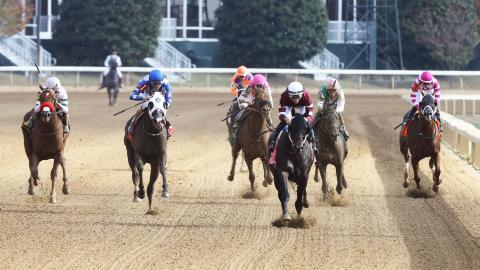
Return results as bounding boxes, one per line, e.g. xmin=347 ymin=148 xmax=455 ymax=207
xmin=336 ymin=186 xmax=343 ymax=195
xmin=433 ymin=185 xmax=439 ymax=193
xmin=303 ymin=201 xmax=310 ymax=208
xmin=262 ymin=180 xmax=268 ymax=187
xmin=33 ymin=178 xmax=39 ymax=186
xmin=62 ymin=185 xmax=69 ymax=195
xmin=133 ymin=196 xmax=141 ymax=202
xmin=403 ymin=181 xmax=409 ymax=188
xmin=282 ymin=213 xmax=291 ymax=221
xmin=313 ymin=176 xmax=319 ymax=183
xmin=49 ymin=197 xmax=56 ymax=203
xmin=28 ymin=185 xmax=34 ymax=195
xmin=162 ymin=191 xmax=170 ymax=198
xmin=138 ymin=189 xmax=145 ymax=199
xmin=322 ymin=192 xmax=330 ymax=201
xmin=227 ymin=175 xmax=234 ymax=181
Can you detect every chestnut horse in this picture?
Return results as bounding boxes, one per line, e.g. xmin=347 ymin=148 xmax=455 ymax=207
xmin=399 ymin=94 xmax=442 ymax=192
xmin=228 ymin=88 xmax=273 ymax=190
xmin=124 ymin=92 xmax=169 ymax=211
xmin=21 ymin=89 xmax=69 ymax=203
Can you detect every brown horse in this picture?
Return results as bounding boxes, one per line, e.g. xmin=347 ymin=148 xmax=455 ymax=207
xmin=21 ymin=89 xmax=69 ymax=203
xmin=400 ymin=94 xmax=442 ymax=192
xmin=124 ymin=92 xmax=169 ymax=211
xmin=227 ymin=88 xmax=273 ymax=191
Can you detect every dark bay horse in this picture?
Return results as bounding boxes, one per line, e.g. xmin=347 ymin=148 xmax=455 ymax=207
xmin=105 ymin=64 xmax=120 ymax=106
xmin=124 ymin=92 xmax=170 ymax=211
xmin=270 ymin=116 xmax=315 ymax=220
xmin=228 ymin=88 xmax=273 ymax=190
xmin=312 ymin=109 xmax=348 ymax=199
xmin=21 ymin=89 xmax=69 ymax=203
xmin=400 ymin=94 xmax=442 ymax=192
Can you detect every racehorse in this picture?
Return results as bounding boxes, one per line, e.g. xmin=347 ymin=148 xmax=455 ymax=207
xmin=399 ymin=93 xmax=442 ymax=192
xmin=21 ymin=89 xmax=69 ymax=203
xmin=124 ymin=92 xmax=170 ymax=211
xmin=227 ymin=88 xmax=273 ymax=190
xmin=105 ymin=61 xmax=120 ymax=106
xmin=270 ymin=116 xmax=315 ymax=220
xmin=312 ymin=108 xmax=348 ymax=199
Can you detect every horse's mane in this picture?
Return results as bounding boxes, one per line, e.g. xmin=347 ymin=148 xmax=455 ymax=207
xmin=290 ymin=116 xmax=308 ymax=134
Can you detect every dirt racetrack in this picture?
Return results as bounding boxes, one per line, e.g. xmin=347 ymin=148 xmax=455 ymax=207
xmin=0 ymin=91 xmax=479 ymax=269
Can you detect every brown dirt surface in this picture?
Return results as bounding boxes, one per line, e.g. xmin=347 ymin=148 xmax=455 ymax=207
xmin=0 ymin=91 xmax=479 ymax=269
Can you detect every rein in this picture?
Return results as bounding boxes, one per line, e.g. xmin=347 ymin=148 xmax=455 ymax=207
xmin=142 ymin=119 xmax=163 ymax=136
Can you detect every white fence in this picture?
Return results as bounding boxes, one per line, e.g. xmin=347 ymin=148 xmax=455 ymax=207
xmin=2 ymin=67 xmax=480 ymax=92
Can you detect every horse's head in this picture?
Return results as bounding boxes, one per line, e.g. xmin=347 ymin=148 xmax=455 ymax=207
xmin=39 ymin=102 xmax=56 ymax=123
xmin=288 ymin=116 xmax=309 ymax=152
xmin=39 ymin=88 xmax=56 ymax=104
xmin=146 ymin=92 xmax=166 ymax=129
xmin=419 ymin=94 xmax=437 ymax=123
xmin=253 ymin=87 xmax=272 ymax=118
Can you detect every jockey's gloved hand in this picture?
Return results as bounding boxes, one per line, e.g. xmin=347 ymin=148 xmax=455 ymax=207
xmin=163 ymin=102 xmax=170 ymax=110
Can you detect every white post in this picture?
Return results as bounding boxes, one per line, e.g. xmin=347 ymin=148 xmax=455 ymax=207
xmin=76 ymin=72 xmax=80 ymax=87
xmin=198 ymin=0 xmax=202 ymax=38
xmin=444 ymin=99 xmax=448 ymax=114
xmin=462 ymin=99 xmax=466 ymax=117
xmin=453 ymin=100 xmax=456 ymax=115
xmin=47 ymin=0 xmax=52 ymax=34
xmin=473 ymin=100 xmax=476 ymax=116
xmin=391 ymin=75 xmax=394 ymax=89
xmin=460 ymin=77 xmax=463 ymax=90
xmin=183 ymin=0 xmax=187 ymax=39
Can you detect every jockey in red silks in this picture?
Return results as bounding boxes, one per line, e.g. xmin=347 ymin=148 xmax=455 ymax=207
xmin=268 ymin=82 xmax=317 ymax=157
xmin=402 ymin=71 xmax=442 ymax=131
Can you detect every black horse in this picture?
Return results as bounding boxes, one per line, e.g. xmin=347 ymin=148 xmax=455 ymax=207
xmin=105 ymin=61 xmax=120 ymax=106
xmin=124 ymin=92 xmax=169 ymax=212
xmin=312 ymin=109 xmax=348 ymax=199
xmin=270 ymin=116 xmax=315 ymax=220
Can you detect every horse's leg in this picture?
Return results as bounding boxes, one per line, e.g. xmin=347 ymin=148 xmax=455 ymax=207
xmin=313 ymin=164 xmax=320 ymax=182
xmin=137 ymin=159 xmax=145 ymax=199
xmin=107 ymin=88 xmax=112 ymax=106
xmin=49 ymin=158 xmax=60 ymax=203
xmin=28 ymin=153 xmax=39 ymax=195
xmin=239 ymin=151 xmax=247 ymax=172
xmin=319 ymin=163 xmax=329 ymax=200
xmin=160 ymin=151 xmax=170 ymax=198
xmin=432 ymin=153 xmax=441 ymax=193
xmin=261 ymin=158 xmax=273 ymax=187
xmin=400 ymin=139 xmax=411 ymax=188
xmin=58 ymin=153 xmax=69 ymax=195
xmin=113 ymin=88 xmax=119 ymax=106
xmin=131 ymin=157 xmax=142 ymax=202
xmin=244 ymin=157 xmax=255 ymax=191
xmin=228 ymin=145 xmax=241 ymax=181
xmin=295 ymin=177 xmax=308 ymax=217
xmin=147 ymin=163 xmax=160 ymax=211
xmin=335 ymin=163 xmax=344 ymax=194
xmin=274 ymin=170 xmax=291 ymax=220
xmin=302 ymin=184 xmax=309 ymax=208
xmin=412 ymin=157 xmax=421 ymax=189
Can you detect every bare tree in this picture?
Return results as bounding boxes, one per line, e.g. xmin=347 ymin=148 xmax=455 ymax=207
xmin=0 ymin=0 xmax=32 ymax=35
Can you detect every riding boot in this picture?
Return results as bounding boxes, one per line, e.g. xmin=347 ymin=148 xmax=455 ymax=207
xmin=127 ymin=109 xmax=143 ymax=141
xmin=338 ymin=113 xmax=349 ymax=141
xmin=23 ymin=113 xmax=36 ymax=131
xmin=403 ymin=106 xmax=417 ymax=125
xmin=307 ymin=127 xmax=319 ymax=156
xmin=62 ymin=112 xmax=70 ymax=133
xmin=435 ymin=111 xmax=443 ymax=132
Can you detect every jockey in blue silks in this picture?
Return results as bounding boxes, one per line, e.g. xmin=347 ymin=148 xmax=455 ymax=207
xmin=127 ymin=69 xmax=174 ymax=141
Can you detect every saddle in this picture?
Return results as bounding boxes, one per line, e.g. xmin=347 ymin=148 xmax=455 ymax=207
xmin=400 ymin=116 xmax=441 ymax=138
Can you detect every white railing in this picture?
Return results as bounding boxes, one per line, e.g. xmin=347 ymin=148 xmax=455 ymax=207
xmin=442 ymin=112 xmax=480 ymax=168
xmin=0 ymin=33 xmax=53 ymax=66
xmin=440 ymin=95 xmax=480 ymax=117
xmin=328 ymin=21 xmax=371 ymax=44
xmin=299 ymin=48 xmax=343 ymax=80
xmin=3 ymin=67 xmax=480 ymax=91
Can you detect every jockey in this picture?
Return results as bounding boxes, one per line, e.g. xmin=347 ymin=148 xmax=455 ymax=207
xmin=402 ymin=70 xmax=441 ymax=129
xmin=100 ymin=47 xmax=123 ymax=88
xmin=229 ymin=65 xmax=253 ymax=97
xmin=127 ymin=69 xmax=174 ymax=141
xmin=268 ymin=82 xmax=316 ymax=153
xmin=230 ymin=74 xmax=274 ymax=144
xmin=317 ymin=78 xmax=349 ymax=140
xmin=23 ymin=77 xmax=70 ymax=133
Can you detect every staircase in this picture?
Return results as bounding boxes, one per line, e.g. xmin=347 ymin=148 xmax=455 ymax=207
xmin=144 ymin=39 xmax=195 ymax=83
xmin=0 ymin=32 xmax=54 ymax=66
xmin=299 ymin=48 xmax=342 ymax=80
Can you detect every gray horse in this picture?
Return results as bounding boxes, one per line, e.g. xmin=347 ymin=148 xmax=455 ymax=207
xmin=313 ymin=109 xmax=348 ymax=199
xmin=105 ymin=64 xmax=120 ymax=106
xmin=124 ymin=92 xmax=169 ymax=211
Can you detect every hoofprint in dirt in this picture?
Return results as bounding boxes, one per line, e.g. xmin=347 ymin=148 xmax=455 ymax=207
xmin=0 ymin=92 xmax=479 ymax=269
